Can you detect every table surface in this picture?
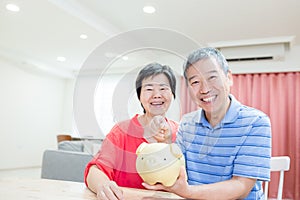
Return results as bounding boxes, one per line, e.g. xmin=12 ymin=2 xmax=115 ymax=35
xmin=0 ymin=178 xmax=184 ymax=200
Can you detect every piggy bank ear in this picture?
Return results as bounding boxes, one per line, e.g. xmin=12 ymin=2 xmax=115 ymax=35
xmin=136 ymin=142 xmax=148 ymax=155
xmin=169 ymin=143 xmax=182 ymax=158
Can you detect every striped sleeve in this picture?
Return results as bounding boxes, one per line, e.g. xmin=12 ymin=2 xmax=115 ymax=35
xmin=233 ymin=114 xmax=272 ymax=181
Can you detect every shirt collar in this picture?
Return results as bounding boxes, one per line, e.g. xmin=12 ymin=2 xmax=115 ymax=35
xmin=197 ymin=94 xmax=241 ymax=126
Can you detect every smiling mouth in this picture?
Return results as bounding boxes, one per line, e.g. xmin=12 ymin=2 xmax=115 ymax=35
xmin=151 ymin=102 xmax=164 ymax=106
xmin=201 ymin=96 xmax=216 ymax=103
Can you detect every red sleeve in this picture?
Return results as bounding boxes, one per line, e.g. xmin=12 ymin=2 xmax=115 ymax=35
xmin=167 ymin=119 xmax=179 ymax=142
xmin=84 ymin=125 xmax=123 ymax=187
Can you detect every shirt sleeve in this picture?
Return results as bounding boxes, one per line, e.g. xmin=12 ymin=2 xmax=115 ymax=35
xmin=84 ymin=125 xmax=123 ymax=186
xmin=168 ymin=119 xmax=179 ymax=142
xmin=175 ymin=117 xmax=188 ymax=155
xmin=233 ymin=114 xmax=272 ymax=181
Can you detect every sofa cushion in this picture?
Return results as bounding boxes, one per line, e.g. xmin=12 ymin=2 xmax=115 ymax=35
xmin=41 ymin=149 xmax=93 ymax=182
xmin=57 ymin=141 xmax=84 ymax=152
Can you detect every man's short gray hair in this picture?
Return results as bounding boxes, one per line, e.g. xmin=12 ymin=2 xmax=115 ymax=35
xmin=183 ymin=47 xmax=229 ymax=81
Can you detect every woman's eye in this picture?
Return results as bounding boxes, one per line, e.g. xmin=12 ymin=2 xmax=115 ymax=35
xmin=142 ymin=87 xmax=153 ymax=91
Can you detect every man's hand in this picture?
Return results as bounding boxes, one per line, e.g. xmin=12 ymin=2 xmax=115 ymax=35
xmin=142 ymin=166 xmax=189 ymax=198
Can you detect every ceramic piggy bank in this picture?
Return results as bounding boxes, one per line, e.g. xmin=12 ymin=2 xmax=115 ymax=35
xmin=136 ymin=142 xmax=185 ymax=187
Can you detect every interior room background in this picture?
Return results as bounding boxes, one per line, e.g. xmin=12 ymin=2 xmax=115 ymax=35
xmin=1 ymin=45 xmax=299 ymax=199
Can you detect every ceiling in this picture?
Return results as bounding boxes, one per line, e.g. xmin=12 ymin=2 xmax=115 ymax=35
xmin=1 ymin=0 xmax=300 ymax=78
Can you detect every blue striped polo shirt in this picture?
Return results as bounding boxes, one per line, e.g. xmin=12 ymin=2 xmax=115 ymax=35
xmin=176 ymin=95 xmax=271 ymax=200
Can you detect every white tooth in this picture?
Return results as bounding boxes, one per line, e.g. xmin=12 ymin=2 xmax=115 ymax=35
xmin=152 ymin=102 xmax=162 ymax=105
xmin=203 ymin=97 xmax=214 ymax=102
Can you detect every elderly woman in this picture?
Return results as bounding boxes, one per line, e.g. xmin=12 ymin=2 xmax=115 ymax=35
xmin=84 ymin=62 xmax=178 ymax=200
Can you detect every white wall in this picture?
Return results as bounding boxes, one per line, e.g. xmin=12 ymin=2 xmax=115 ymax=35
xmin=61 ymin=79 xmax=75 ymax=134
xmin=0 ymin=58 xmax=67 ymax=169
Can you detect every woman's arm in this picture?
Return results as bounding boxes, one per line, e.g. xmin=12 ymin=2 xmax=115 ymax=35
xmin=86 ymin=165 xmax=124 ymax=200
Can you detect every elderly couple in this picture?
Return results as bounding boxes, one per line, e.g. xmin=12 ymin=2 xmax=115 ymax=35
xmin=84 ymin=47 xmax=271 ymax=200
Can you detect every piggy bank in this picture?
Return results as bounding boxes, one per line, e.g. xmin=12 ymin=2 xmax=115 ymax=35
xmin=136 ymin=142 xmax=185 ymax=187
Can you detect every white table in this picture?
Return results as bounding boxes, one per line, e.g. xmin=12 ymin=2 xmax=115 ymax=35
xmin=0 ymin=178 xmax=184 ymax=200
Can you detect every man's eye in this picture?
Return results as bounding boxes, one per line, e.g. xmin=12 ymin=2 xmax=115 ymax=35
xmin=209 ymin=76 xmax=217 ymax=81
xmin=191 ymin=80 xmax=199 ymax=86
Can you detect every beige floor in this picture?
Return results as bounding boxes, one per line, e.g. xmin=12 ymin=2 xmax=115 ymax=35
xmin=0 ymin=167 xmax=41 ymax=180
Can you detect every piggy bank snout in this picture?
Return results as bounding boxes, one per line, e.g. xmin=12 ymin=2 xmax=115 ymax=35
xmin=137 ymin=153 xmax=179 ymax=174
xmin=145 ymin=156 xmax=157 ymax=165
xmin=140 ymin=155 xmax=161 ymax=169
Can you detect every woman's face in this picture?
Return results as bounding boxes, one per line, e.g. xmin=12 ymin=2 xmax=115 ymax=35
xmin=139 ymin=73 xmax=173 ymax=117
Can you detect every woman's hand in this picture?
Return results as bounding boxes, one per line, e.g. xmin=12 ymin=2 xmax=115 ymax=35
xmin=148 ymin=115 xmax=172 ymax=143
xmin=95 ymin=181 xmax=124 ymax=200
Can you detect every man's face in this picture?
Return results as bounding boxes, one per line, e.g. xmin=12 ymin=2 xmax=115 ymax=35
xmin=186 ymin=57 xmax=233 ymax=115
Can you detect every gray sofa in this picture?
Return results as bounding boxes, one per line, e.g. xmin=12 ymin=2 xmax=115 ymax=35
xmin=41 ymin=140 xmax=102 ymax=182
xmin=41 ymin=149 xmax=93 ymax=182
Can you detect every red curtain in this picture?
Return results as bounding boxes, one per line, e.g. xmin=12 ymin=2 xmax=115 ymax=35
xmin=180 ymin=72 xmax=300 ymax=199
xmin=179 ymin=77 xmax=198 ymax=115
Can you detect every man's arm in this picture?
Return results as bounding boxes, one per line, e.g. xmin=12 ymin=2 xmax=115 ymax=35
xmin=186 ymin=176 xmax=256 ymax=200
xmin=143 ymin=167 xmax=256 ymax=200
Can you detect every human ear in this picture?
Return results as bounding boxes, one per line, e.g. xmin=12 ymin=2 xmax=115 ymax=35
xmin=227 ymin=70 xmax=233 ymax=86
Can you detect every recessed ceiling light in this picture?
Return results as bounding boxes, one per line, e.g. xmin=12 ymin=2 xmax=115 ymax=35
xmin=57 ymin=56 xmax=66 ymax=62
xmin=6 ymin=3 xmax=20 ymax=12
xmin=80 ymin=34 xmax=88 ymax=39
xmin=143 ymin=6 xmax=156 ymax=14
